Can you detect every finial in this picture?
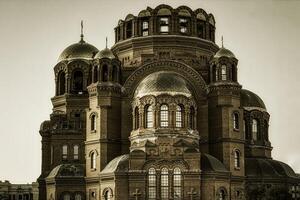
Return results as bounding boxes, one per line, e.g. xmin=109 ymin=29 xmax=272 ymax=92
xmin=80 ymin=20 xmax=84 ymax=42
xmin=106 ymin=37 xmax=108 ymax=48
xmin=221 ymin=36 xmax=224 ymax=48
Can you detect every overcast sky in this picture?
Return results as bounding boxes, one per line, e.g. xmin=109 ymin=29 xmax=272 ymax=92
xmin=0 ymin=0 xmax=299 ymax=183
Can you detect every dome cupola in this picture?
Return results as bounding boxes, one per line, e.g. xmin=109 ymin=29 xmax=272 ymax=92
xmin=240 ymin=89 xmax=266 ymax=110
xmin=95 ymin=47 xmax=116 ymax=60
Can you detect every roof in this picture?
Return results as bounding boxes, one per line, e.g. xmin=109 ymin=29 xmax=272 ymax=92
xmin=58 ymin=39 xmax=98 ymax=62
xmin=201 ymin=153 xmax=228 ymax=172
xmin=134 ymin=72 xmax=192 ymax=98
xmin=240 ymin=89 xmax=266 ymax=109
xmin=245 ymin=158 xmax=298 ymax=179
xmin=214 ymin=47 xmax=236 ymax=59
xmin=95 ymin=47 xmax=116 ymax=59
xmin=101 ymin=154 xmax=129 ymax=174
xmin=47 ymin=164 xmax=85 ymax=178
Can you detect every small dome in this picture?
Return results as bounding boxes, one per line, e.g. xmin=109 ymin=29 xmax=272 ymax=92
xmin=214 ymin=47 xmax=236 ymax=59
xmin=134 ymin=72 xmax=192 ymax=98
xmin=101 ymin=154 xmax=129 ymax=174
xmin=201 ymin=153 xmax=228 ymax=172
xmin=95 ymin=48 xmax=115 ymax=59
xmin=47 ymin=164 xmax=85 ymax=178
xmin=58 ymin=40 xmax=98 ymax=62
xmin=245 ymin=158 xmax=298 ymax=179
xmin=240 ymin=89 xmax=266 ymax=109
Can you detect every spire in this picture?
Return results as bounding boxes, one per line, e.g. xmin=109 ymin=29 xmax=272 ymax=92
xmin=106 ymin=37 xmax=108 ymax=48
xmin=221 ymin=36 xmax=224 ymax=48
xmin=80 ymin=20 xmax=85 ymax=43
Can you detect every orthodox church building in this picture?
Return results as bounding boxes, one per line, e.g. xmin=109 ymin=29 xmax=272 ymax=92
xmin=37 ymin=4 xmax=300 ymax=200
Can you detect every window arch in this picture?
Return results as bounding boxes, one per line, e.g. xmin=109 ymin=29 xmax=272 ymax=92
xmin=219 ymin=189 xmax=226 ymax=200
xmin=104 ymin=190 xmax=112 ymax=200
xmin=264 ymin=120 xmax=269 ymax=141
xmin=93 ymin=66 xmax=98 ymax=83
xmin=126 ymin=21 xmax=133 ymax=38
xmin=91 ymin=152 xmax=96 ymax=169
xmin=142 ymin=20 xmax=149 ymax=36
xmin=134 ymin=107 xmax=139 ymax=129
xmin=73 ymin=70 xmax=83 ymax=92
xmin=91 ymin=114 xmax=96 ymax=131
xmin=102 ymin=65 xmax=108 ymax=82
xmin=175 ymin=105 xmax=184 ymax=128
xmin=233 ymin=112 xmax=239 ymax=130
xmin=160 ymin=105 xmax=169 ymax=127
xmin=189 ymin=106 xmax=195 ymax=129
xmin=58 ymin=71 xmax=66 ymax=95
xmin=221 ymin=65 xmax=227 ymax=81
xmin=173 ymin=168 xmax=182 ymax=198
xmin=73 ymin=145 xmax=79 ymax=160
xmin=234 ymin=150 xmax=240 ymax=168
xmin=145 ymin=105 xmax=153 ymax=128
xmin=62 ymin=145 xmax=68 ymax=160
xmin=252 ymin=119 xmax=258 ymax=141
xmin=179 ymin=17 xmax=189 ymax=34
xmin=161 ymin=168 xmax=169 ymax=199
xmin=197 ymin=15 xmax=206 ymax=38
xmin=148 ymin=168 xmax=156 ymax=199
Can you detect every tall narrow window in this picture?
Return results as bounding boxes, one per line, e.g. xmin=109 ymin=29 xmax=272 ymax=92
xmin=91 ymin=152 xmax=96 ymax=169
xmin=91 ymin=114 xmax=96 ymax=131
xmin=63 ymin=194 xmax=71 ymax=200
xmin=134 ymin=107 xmax=139 ymax=129
xmin=175 ymin=105 xmax=183 ymax=128
xmin=234 ymin=150 xmax=240 ymax=168
xmin=73 ymin=71 xmax=83 ymax=93
xmin=93 ymin=66 xmax=98 ymax=83
xmin=213 ymin=65 xmax=218 ymax=82
xmin=244 ymin=120 xmax=248 ymax=140
xmin=160 ymin=105 xmax=169 ymax=127
xmin=142 ymin=20 xmax=149 ymax=36
xmin=159 ymin=17 xmax=169 ymax=33
xmin=73 ymin=145 xmax=79 ymax=160
xmin=146 ymin=105 xmax=153 ymax=128
xmin=197 ymin=20 xmax=205 ymax=38
xmin=179 ymin=18 xmax=188 ymax=33
xmin=219 ymin=190 xmax=225 ymax=200
xmin=221 ymin=65 xmax=227 ymax=81
xmin=126 ymin=21 xmax=132 ymax=38
xmin=189 ymin=106 xmax=195 ymax=129
xmin=75 ymin=194 xmax=82 ymax=200
xmin=104 ymin=190 xmax=111 ymax=200
xmin=62 ymin=145 xmax=68 ymax=160
xmin=102 ymin=65 xmax=108 ymax=82
xmin=252 ymin=119 xmax=258 ymax=141
xmin=58 ymin=71 xmax=66 ymax=95
xmin=50 ymin=145 xmax=54 ymax=164
xmin=112 ymin=66 xmax=118 ymax=82
xmin=233 ymin=113 xmax=239 ymax=130
xmin=173 ymin=168 xmax=182 ymax=198
xmin=264 ymin=120 xmax=269 ymax=141
xmin=148 ymin=168 xmax=156 ymax=199
xmin=161 ymin=168 xmax=169 ymax=199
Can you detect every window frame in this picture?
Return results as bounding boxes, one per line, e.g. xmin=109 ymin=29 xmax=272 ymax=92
xmin=233 ymin=112 xmax=239 ymax=130
xmin=145 ymin=105 xmax=153 ymax=128
xmin=175 ymin=105 xmax=184 ymax=128
xmin=160 ymin=104 xmax=169 ymax=128
xmin=221 ymin=64 xmax=227 ymax=81
xmin=148 ymin=168 xmax=156 ymax=199
xmin=73 ymin=145 xmax=79 ymax=160
xmin=62 ymin=145 xmax=68 ymax=160
xmin=159 ymin=17 xmax=170 ymax=34
xmin=252 ymin=119 xmax=258 ymax=141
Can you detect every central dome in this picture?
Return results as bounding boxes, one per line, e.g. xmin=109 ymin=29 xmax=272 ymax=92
xmin=134 ymin=71 xmax=192 ymax=98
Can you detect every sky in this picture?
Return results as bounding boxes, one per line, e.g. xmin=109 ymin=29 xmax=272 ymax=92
xmin=0 ymin=0 xmax=299 ymax=183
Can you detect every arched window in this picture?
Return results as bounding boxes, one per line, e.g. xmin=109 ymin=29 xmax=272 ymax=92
xmin=75 ymin=194 xmax=82 ymax=200
xmin=58 ymin=71 xmax=66 ymax=95
xmin=179 ymin=18 xmax=188 ymax=34
xmin=134 ymin=107 xmax=139 ymax=129
xmin=219 ymin=189 xmax=226 ymax=200
xmin=145 ymin=105 xmax=153 ymax=128
xmin=102 ymin=65 xmax=108 ymax=82
xmin=244 ymin=120 xmax=248 ymax=140
xmin=221 ymin=65 xmax=227 ymax=81
xmin=252 ymin=119 xmax=258 ymax=141
xmin=126 ymin=21 xmax=132 ymax=38
xmin=62 ymin=145 xmax=68 ymax=160
xmin=142 ymin=20 xmax=149 ymax=36
xmin=73 ymin=71 xmax=83 ymax=92
xmin=189 ymin=106 xmax=195 ymax=129
xmin=161 ymin=168 xmax=169 ymax=199
xmin=91 ymin=114 xmax=96 ymax=131
xmin=233 ymin=113 xmax=239 ymax=130
xmin=264 ymin=120 xmax=269 ymax=141
xmin=63 ymin=194 xmax=70 ymax=200
xmin=93 ymin=66 xmax=98 ymax=83
xmin=159 ymin=17 xmax=169 ymax=33
xmin=173 ymin=168 xmax=182 ymax=198
xmin=112 ymin=66 xmax=118 ymax=82
xmin=196 ymin=16 xmax=206 ymax=38
xmin=104 ymin=190 xmax=111 ymax=200
xmin=88 ymin=69 xmax=92 ymax=85
xmin=91 ymin=152 xmax=96 ymax=169
xmin=175 ymin=105 xmax=183 ymax=128
xmin=213 ymin=65 xmax=218 ymax=82
xmin=73 ymin=145 xmax=79 ymax=160
xmin=50 ymin=145 xmax=54 ymax=164
xmin=234 ymin=150 xmax=240 ymax=168
xmin=148 ymin=168 xmax=156 ymax=199
xmin=160 ymin=105 xmax=169 ymax=127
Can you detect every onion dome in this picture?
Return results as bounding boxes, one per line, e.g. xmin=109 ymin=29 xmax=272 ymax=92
xmin=214 ymin=47 xmax=236 ymax=59
xmin=240 ymin=89 xmax=266 ymax=109
xmin=134 ymin=72 xmax=192 ymax=98
xmin=58 ymin=35 xmax=98 ymax=62
xmin=245 ymin=158 xmax=298 ymax=179
xmin=95 ymin=47 xmax=116 ymax=59
xmin=47 ymin=164 xmax=85 ymax=178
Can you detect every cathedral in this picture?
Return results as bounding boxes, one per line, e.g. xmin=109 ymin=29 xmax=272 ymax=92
xmin=37 ymin=4 xmax=300 ymax=200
